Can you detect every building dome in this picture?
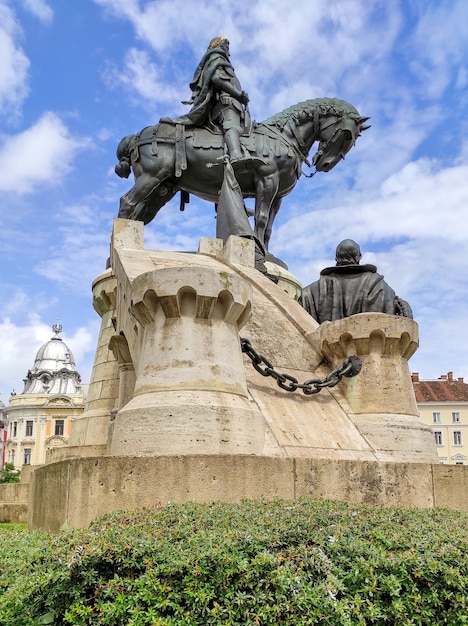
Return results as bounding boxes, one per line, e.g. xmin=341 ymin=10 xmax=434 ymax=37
xmin=22 ymin=323 xmax=82 ymax=395
xmin=33 ymin=336 xmax=76 ymax=372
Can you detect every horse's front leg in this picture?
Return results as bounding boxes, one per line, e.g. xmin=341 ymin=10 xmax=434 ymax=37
xmin=254 ymin=173 xmax=279 ymax=251
xmin=263 ymin=197 xmax=282 ymax=252
xmin=119 ymin=172 xmax=151 ymax=220
xmin=118 ymin=172 xmax=165 ymax=223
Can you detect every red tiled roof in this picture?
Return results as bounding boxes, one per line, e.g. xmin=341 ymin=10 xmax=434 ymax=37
xmin=413 ymin=379 xmax=468 ymax=402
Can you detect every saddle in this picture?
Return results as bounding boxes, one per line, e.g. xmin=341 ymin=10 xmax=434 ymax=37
xmin=133 ymin=119 xmax=258 ymax=178
xmin=131 ymin=120 xmax=296 ymax=180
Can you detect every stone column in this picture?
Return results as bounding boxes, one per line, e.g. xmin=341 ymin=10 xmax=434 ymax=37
xmin=108 ymin=263 xmax=265 ymax=457
xmin=66 ymin=269 xmax=119 ymax=455
xmin=317 ymin=313 xmax=418 ymax=415
xmin=315 ymin=313 xmax=438 ymax=463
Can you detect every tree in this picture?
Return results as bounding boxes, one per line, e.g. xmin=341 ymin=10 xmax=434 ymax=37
xmin=0 ymin=463 xmax=20 ymax=483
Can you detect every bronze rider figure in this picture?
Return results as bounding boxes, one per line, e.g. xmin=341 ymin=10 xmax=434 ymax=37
xmin=160 ymin=36 xmax=252 ymax=166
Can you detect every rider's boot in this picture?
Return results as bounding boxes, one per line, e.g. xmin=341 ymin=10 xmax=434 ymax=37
xmin=224 ymin=128 xmax=245 ymax=163
xmin=224 ymin=128 xmax=267 ymax=169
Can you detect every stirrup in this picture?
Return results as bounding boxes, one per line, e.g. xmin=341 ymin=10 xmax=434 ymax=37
xmin=231 ymin=155 xmax=266 ymax=170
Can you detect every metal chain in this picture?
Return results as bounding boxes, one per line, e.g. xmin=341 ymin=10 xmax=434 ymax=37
xmin=240 ymin=337 xmax=362 ymax=396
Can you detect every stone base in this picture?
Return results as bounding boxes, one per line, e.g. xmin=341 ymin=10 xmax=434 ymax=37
xmin=108 ymin=391 xmax=265 ymax=456
xmin=46 ymin=444 xmax=108 ymax=463
xmin=28 ymin=454 xmax=441 ymax=531
xmin=0 ymin=503 xmax=28 ymax=524
xmin=0 ymin=482 xmax=30 ymax=524
xmin=350 ymin=413 xmax=437 ymax=463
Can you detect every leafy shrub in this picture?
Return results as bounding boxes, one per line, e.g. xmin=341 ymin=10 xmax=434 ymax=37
xmin=0 ymin=498 xmax=468 ymax=625
xmin=0 ymin=462 xmax=20 ymax=483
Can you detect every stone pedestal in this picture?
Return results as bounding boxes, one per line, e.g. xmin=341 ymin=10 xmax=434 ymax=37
xmin=107 ymin=221 xmax=265 ymax=457
xmin=28 ymin=222 xmax=441 ymax=531
xmin=315 ymin=313 xmax=438 ymax=463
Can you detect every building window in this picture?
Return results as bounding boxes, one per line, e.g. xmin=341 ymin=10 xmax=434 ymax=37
xmin=25 ymin=420 xmax=33 ymax=437
xmin=434 ymin=431 xmax=443 ymax=446
xmin=55 ymin=420 xmax=64 ymax=436
xmin=452 ymin=412 xmax=461 ymax=423
xmin=455 ymin=461 xmax=464 ymax=465
xmin=13 ymin=422 xmax=17 ymax=437
xmin=432 ymin=412 xmax=441 ymax=423
xmin=23 ymin=448 xmax=32 ymax=465
xmin=453 ymin=431 xmax=462 ymax=446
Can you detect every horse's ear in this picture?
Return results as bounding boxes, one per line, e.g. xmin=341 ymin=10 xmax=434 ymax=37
xmin=358 ymin=116 xmax=370 ymax=123
xmin=360 ymin=124 xmax=371 ymax=131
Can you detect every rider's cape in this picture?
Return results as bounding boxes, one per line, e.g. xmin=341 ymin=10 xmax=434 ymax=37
xmin=163 ymin=45 xmax=232 ymax=127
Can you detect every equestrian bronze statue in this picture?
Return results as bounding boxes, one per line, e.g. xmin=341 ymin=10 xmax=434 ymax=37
xmin=115 ymin=38 xmax=369 ymax=252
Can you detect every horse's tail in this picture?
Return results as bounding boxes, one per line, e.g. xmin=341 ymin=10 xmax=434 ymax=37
xmin=115 ymin=134 xmax=135 ymax=178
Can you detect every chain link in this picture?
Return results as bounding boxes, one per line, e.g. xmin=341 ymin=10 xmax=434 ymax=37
xmin=240 ymin=337 xmax=362 ymax=395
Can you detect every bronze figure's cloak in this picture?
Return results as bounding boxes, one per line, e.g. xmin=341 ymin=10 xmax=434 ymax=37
xmin=298 ymin=264 xmax=397 ymax=323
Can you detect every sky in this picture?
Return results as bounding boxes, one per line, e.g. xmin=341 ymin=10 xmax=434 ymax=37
xmin=0 ymin=0 xmax=467 ymax=400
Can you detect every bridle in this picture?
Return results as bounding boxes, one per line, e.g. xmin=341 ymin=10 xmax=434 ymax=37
xmin=311 ymin=115 xmax=358 ymax=173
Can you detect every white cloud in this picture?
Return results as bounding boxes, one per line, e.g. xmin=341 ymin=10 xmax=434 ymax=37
xmin=104 ymin=48 xmax=182 ymax=108
xmin=33 ymin=201 xmax=113 ymax=295
xmin=20 ymin=0 xmax=53 ymax=24
xmin=408 ymin=0 xmax=468 ymax=99
xmin=0 ymin=3 xmax=30 ymax=117
xmin=275 ymin=154 xmax=468 ymax=263
xmin=0 ymin=112 xmax=91 ymax=194
xmin=94 ymin=0 xmax=233 ymax=52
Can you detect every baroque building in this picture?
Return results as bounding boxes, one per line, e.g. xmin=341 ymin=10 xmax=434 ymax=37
xmin=5 ymin=323 xmax=86 ymax=468
xmin=413 ymin=372 xmax=468 ymax=465
xmin=0 ymin=399 xmax=6 ymax=468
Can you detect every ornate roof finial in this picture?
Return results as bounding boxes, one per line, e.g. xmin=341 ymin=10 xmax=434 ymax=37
xmin=52 ymin=318 xmax=62 ymax=338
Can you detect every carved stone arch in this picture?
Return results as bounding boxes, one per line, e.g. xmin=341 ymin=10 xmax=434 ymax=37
xmin=45 ymin=396 xmax=73 ymax=407
xmin=109 ymin=332 xmax=135 ymax=410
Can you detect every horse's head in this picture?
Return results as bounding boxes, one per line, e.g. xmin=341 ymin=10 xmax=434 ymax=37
xmin=312 ymin=113 xmax=370 ymax=172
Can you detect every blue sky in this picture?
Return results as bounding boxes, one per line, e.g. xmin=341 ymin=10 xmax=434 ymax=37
xmin=1 ymin=0 xmax=467 ymax=397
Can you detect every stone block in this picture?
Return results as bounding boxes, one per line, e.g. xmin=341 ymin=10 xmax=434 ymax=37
xmin=433 ymin=464 xmax=468 ymax=511
xmin=29 ymin=455 xmax=296 ymax=531
xmin=295 ymin=458 xmax=434 ymax=508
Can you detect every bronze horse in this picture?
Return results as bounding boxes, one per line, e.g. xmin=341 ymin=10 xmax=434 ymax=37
xmin=115 ymin=97 xmax=369 ymax=251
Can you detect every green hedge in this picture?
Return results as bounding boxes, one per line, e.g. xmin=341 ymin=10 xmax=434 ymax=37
xmin=1 ymin=498 xmax=468 ymax=625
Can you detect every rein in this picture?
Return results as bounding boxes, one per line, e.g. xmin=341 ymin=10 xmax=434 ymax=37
xmin=260 ymin=121 xmax=312 ymax=169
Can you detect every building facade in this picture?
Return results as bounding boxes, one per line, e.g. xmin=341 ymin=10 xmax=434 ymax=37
xmin=413 ymin=372 xmax=468 ymax=465
xmin=5 ymin=324 xmax=86 ymax=469
xmin=0 ymin=399 xmax=6 ymax=468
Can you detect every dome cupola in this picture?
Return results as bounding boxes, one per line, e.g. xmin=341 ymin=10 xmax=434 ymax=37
xmin=22 ymin=323 xmax=82 ymax=395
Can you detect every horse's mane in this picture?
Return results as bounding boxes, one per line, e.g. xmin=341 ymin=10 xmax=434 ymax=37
xmin=261 ymin=97 xmax=360 ymax=130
